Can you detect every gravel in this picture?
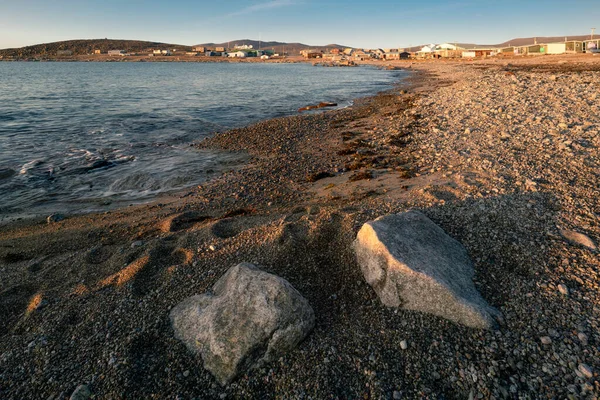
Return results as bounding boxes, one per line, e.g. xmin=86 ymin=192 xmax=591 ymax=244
xmin=0 ymin=57 xmax=599 ymax=399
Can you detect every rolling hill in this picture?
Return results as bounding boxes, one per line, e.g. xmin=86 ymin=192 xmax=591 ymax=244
xmin=0 ymin=39 xmax=191 ymax=58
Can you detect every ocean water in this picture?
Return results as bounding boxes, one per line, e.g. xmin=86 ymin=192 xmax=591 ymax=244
xmin=0 ymin=61 xmax=406 ymax=219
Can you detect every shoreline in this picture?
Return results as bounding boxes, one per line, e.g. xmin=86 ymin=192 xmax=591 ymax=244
xmin=1 ymin=56 xmax=599 ymax=398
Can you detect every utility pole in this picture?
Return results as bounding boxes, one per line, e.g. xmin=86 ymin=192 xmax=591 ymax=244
xmin=592 ymin=28 xmax=596 ymax=40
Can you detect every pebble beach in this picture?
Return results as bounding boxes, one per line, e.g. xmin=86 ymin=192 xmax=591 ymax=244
xmin=1 ymin=55 xmax=599 ymax=399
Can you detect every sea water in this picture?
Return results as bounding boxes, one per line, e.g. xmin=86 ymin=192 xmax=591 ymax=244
xmin=0 ymin=61 xmax=406 ymax=219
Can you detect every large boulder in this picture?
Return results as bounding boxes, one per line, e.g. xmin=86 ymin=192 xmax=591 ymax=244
xmin=170 ymin=263 xmax=315 ymax=385
xmin=354 ymin=211 xmax=502 ymax=329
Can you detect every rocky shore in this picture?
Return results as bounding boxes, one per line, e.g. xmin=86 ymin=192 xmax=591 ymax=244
xmin=1 ymin=56 xmax=599 ymax=399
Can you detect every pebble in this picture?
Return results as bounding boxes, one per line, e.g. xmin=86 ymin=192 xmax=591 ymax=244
xmin=400 ymin=340 xmax=408 ymax=350
xmin=557 ymin=284 xmax=569 ymax=296
xmin=577 ymin=332 xmax=588 ymax=345
xmin=578 ymin=364 xmax=593 ymax=379
xmin=183 ymin=370 xmax=190 ymax=378
xmin=69 ymin=384 xmax=91 ymax=400
xmin=393 ymin=390 xmax=402 ymax=399
xmin=131 ymin=240 xmax=144 ymax=248
xmin=540 ymin=336 xmax=552 ymax=345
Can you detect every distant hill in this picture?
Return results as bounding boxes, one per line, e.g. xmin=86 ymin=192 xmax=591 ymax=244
xmin=196 ymin=39 xmax=348 ymax=54
xmin=0 ymin=39 xmax=191 ymax=58
xmin=494 ymin=35 xmax=594 ymax=47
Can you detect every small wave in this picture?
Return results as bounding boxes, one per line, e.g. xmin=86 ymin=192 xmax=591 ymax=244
xmin=19 ymin=159 xmax=45 ymax=175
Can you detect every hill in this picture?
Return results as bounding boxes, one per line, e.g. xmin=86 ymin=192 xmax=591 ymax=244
xmin=196 ymin=39 xmax=348 ymax=54
xmin=0 ymin=39 xmax=191 ymax=58
xmin=494 ymin=35 xmax=594 ymax=47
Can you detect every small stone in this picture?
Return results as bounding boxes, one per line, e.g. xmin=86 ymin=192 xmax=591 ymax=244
xmin=131 ymin=240 xmax=143 ymax=248
xmin=578 ymin=332 xmax=588 ymax=345
xmin=400 ymin=340 xmax=408 ymax=350
xmin=540 ymin=336 xmax=552 ymax=345
xmin=393 ymin=390 xmax=402 ymax=399
xmin=209 ymin=245 xmax=217 ymax=251
xmin=557 ymin=284 xmax=569 ymax=296
xmin=69 ymin=384 xmax=91 ymax=400
xmin=560 ymin=229 xmax=596 ymax=250
xmin=578 ymin=364 xmax=593 ymax=379
xmin=465 ymin=128 xmax=471 ymax=134
xmin=183 ymin=370 xmax=190 ymax=377
xmin=558 ymin=122 xmax=568 ymax=129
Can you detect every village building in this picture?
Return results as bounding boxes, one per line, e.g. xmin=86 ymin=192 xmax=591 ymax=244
xmin=93 ymin=50 xmax=101 ymax=54
xmin=108 ymin=50 xmax=125 ymax=56
xmin=228 ymin=51 xmax=247 ymax=58
xmin=192 ymin=46 xmax=205 ymax=53
xmin=215 ymin=47 xmax=225 ymax=52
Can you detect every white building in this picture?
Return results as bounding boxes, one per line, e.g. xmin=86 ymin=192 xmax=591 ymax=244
xmin=228 ymin=51 xmax=247 ymax=58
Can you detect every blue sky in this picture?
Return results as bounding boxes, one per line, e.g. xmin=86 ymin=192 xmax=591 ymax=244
xmin=1 ymin=0 xmax=599 ymax=49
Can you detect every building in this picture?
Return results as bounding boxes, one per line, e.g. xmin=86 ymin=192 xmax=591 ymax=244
xmin=301 ymin=50 xmax=323 ymax=59
xmin=56 ymin=50 xmax=72 ymax=56
xmin=353 ymin=50 xmax=370 ymax=60
xmin=228 ymin=51 xmax=247 ymax=58
xmin=399 ymin=51 xmax=411 ymax=59
xmin=565 ymin=41 xmax=585 ymax=53
xmin=108 ymin=50 xmax=125 ymax=56
xmin=93 ymin=49 xmax=101 ymax=54
xmin=192 ymin=46 xmax=205 ymax=52
xmin=544 ymin=43 xmax=566 ymax=55
xmin=186 ymin=52 xmax=198 ymax=56
xmin=161 ymin=50 xmax=171 ymax=55
xmin=153 ymin=50 xmax=163 ymax=55
xmin=215 ymin=47 xmax=225 ymax=52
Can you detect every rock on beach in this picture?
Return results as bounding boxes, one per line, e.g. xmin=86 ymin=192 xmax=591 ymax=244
xmin=354 ymin=211 xmax=502 ymax=329
xmin=169 ymin=263 xmax=315 ymax=385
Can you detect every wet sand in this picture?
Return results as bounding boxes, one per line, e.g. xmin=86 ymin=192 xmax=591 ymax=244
xmin=1 ymin=55 xmax=599 ymax=399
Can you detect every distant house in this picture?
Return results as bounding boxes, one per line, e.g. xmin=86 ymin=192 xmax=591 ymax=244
xmin=153 ymin=50 xmax=162 ymax=55
xmin=260 ymin=55 xmax=270 ymax=60
xmin=161 ymin=50 xmax=171 ymax=55
xmin=301 ymin=50 xmax=323 ymax=59
xmin=331 ymin=48 xmax=341 ymax=54
xmin=93 ymin=49 xmax=101 ymax=54
xmin=108 ymin=50 xmax=125 ymax=56
xmin=400 ymin=51 xmax=411 ymax=59
xmin=186 ymin=52 xmax=198 ymax=56
xmin=228 ymin=51 xmax=247 ymax=58
xmin=56 ymin=50 xmax=73 ymax=56
xmin=192 ymin=46 xmax=205 ymax=52
xmin=215 ymin=47 xmax=225 ymax=52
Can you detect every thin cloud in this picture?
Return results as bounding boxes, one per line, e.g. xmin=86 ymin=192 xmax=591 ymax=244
xmin=226 ymin=0 xmax=298 ymax=17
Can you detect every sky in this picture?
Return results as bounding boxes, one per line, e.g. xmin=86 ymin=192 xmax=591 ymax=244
xmin=1 ymin=0 xmax=599 ymax=49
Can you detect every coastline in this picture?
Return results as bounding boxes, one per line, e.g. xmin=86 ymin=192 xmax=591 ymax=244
xmin=1 ymin=56 xmax=599 ymax=398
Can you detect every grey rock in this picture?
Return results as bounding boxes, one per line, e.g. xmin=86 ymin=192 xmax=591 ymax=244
xmin=559 ymin=229 xmax=596 ymax=250
xmin=69 ymin=384 xmax=91 ymax=400
xmin=354 ymin=211 xmax=502 ymax=329
xmin=400 ymin=340 xmax=408 ymax=350
xmin=170 ymin=263 xmax=315 ymax=385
